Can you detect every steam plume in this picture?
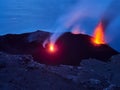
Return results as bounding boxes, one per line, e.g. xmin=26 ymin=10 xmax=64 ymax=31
xmin=46 ymin=0 xmax=112 ymax=46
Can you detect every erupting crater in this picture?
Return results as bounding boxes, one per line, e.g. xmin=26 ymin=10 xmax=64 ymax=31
xmin=91 ymin=22 xmax=106 ymax=45
xmin=0 ymin=30 xmax=119 ymax=65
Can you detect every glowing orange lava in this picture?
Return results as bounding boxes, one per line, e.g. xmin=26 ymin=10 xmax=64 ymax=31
xmin=92 ymin=22 xmax=106 ymax=45
xmin=48 ymin=43 xmax=55 ymax=53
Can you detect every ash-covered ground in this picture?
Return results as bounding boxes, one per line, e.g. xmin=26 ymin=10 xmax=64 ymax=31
xmin=0 ymin=52 xmax=120 ymax=90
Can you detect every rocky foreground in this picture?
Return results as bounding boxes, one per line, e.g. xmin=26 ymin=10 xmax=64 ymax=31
xmin=0 ymin=52 xmax=120 ymax=90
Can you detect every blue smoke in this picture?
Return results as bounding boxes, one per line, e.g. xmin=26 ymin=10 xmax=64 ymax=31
xmin=49 ymin=0 xmax=112 ymax=45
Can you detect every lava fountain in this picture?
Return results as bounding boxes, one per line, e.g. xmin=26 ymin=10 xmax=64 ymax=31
xmin=49 ymin=43 xmax=55 ymax=52
xmin=47 ymin=42 xmax=57 ymax=53
xmin=92 ymin=22 xmax=106 ymax=45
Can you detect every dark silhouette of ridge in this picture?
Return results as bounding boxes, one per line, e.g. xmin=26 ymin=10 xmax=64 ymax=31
xmin=0 ymin=30 xmax=119 ymax=65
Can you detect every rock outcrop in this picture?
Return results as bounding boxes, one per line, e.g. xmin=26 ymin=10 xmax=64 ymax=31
xmin=0 ymin=52 xmax=120 ymax=90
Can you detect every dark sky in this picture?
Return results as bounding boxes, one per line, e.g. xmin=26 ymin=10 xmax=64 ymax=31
xmin=0 ymin=0 xmax=120 ymax=51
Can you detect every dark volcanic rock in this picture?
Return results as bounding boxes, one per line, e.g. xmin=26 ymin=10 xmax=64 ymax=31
xmin=0 ymin=30 xmax=119 ymax=65
xmin=0 ymin=52 xmax=120 ymax=89
xmin=55 ymin=32 xmax=118 ymax=64
xmin=38 ymin=32 xmax=118 ymax=65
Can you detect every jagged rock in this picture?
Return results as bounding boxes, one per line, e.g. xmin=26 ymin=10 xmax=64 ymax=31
xmin=0 ymin=52 xmax=85 ymax=90
xmin=26 ymin=61 xmax=42 ymax=70
xmin=103 ymin=84 xmax=116 ymax=90
xmin=80 ymin=56 xmax=120 ymax=86
xmin=0 ymin=52 xmax=120 ymax=90
xmin=110 ymin=54 xmax=120 ymax=60
xmin=82 ymin=79 xmax=110 ymax=90
xmin=107 ymin=55 xmax=120 ymax=86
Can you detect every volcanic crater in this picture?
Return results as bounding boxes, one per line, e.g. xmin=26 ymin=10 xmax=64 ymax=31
xmin=0 ymin=30 xmax=119 ymax=65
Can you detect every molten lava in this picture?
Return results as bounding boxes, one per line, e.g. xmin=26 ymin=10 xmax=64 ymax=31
xmin=48 ymin=43 xmax=55 ymax=53
xmin=92 ymin=22 xmax=106 ymax=45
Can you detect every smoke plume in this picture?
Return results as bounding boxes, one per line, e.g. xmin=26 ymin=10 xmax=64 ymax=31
xmin=47 ymin=0 xmax=112 ymax=45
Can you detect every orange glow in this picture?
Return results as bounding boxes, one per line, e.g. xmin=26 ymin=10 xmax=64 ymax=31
xmin=71 ymin=25 xmax=85 ymax=35
xmin=49 ymin=43 xmax=55 ymax=52
xmin=72 ymin=29 xmax=80 ymax=34
xmin=92 ymin=22 xmax=106 ymax=45
xmin=71 ymin=25 xmax=80 ymax=34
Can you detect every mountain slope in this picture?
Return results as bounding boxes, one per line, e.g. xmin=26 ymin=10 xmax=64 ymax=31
xmin=0 ymin=30 xmax=118 ymax=65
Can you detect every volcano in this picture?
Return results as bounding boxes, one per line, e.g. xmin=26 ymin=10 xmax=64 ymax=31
xmin=0 ymin=30 xmax=119 ymax=65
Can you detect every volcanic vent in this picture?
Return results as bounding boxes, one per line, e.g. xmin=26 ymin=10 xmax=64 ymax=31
xmin=0 ymin=30 xmax=118 ymax=66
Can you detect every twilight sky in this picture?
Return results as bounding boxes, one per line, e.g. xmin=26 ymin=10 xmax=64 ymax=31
xmin=0 ymin=0 xmax=120 ymax=51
